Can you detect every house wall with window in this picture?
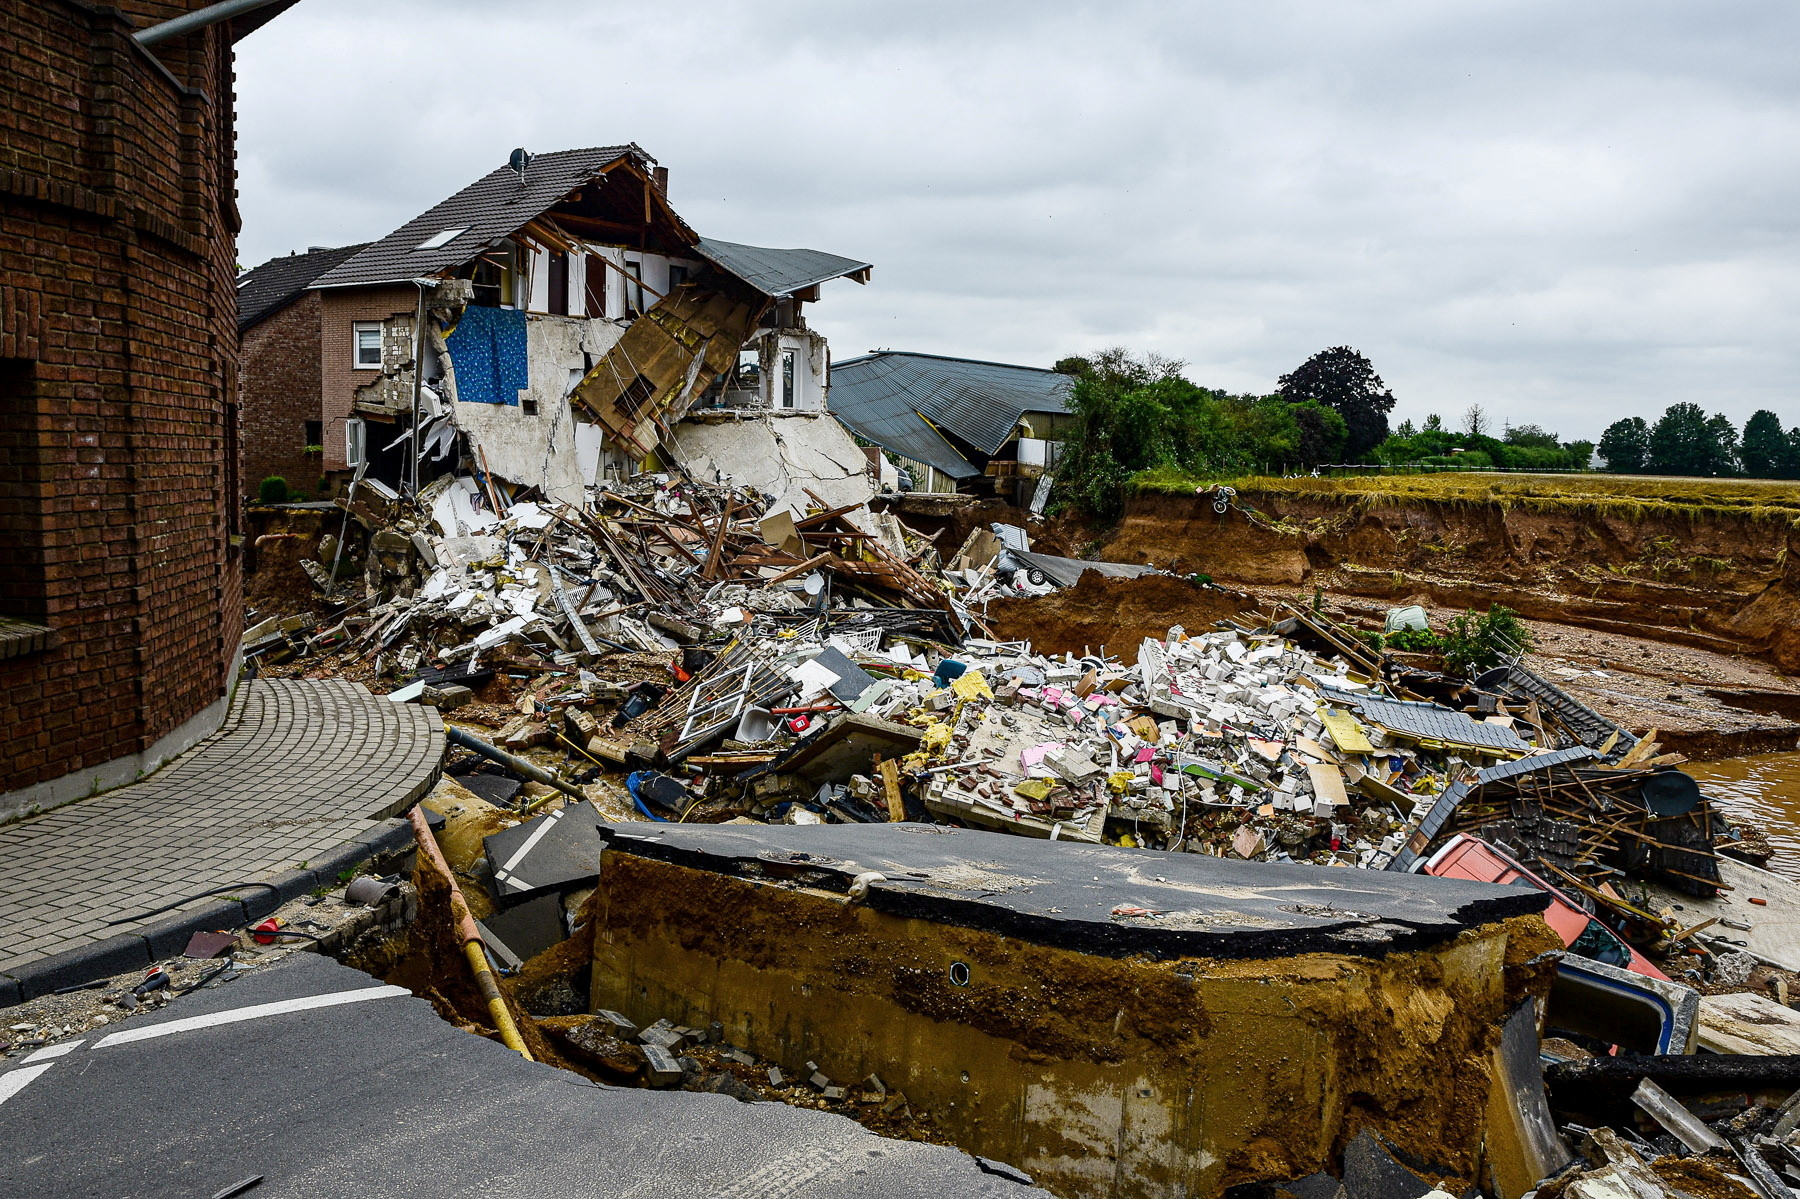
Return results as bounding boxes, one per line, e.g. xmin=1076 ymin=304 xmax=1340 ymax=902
xmin=318 ymin=286 xmax=419 ymax=476
xmin=0 ymin=1 xmax=248 ymax=814
xmin=241 ymin=291 xmax=326 ymax=498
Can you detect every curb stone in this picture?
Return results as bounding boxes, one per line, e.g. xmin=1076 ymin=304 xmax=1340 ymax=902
xmin=0 ymin=817 xmax=423 ymax=1009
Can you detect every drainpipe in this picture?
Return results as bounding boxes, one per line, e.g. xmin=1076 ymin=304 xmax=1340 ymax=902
xmin=409 ymin=281 xmax=428 ymax=497
xmin=134 ymin=0 xmax=290 ymax=46
xmin=407 ymin=805 xmax=534 ymax=1060
xmin=445 ymin=725 xmax=588 ymax=802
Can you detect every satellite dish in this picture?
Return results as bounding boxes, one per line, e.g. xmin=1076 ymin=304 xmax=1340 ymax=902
xmin=508 ymin=148 xmax=532 ymax=184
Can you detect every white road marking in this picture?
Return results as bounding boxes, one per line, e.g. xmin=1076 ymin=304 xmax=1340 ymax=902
xmin=92 ymin=984 xmax=410 ymax=1049
xmin=0 ymin=1063 xmax=57 ymax=1110
xmin=22 ymin=1040 xmax=83 ymax=1063
xmin=495 ymin=809 xmax=561 ymax=892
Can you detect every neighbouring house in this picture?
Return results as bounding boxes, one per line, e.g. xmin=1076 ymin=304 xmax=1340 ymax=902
xmin=0 ymin=1 xmax=287 ymax=816
xmin=826 ymin=352 xmax=1075 ymax=502
xmin=237 ymin=243 xmax=369 ymax=499
xmin=237 ymin=145 xmax=874 ymax=516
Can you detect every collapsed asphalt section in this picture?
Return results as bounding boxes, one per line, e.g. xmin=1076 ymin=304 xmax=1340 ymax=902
xmin=584 ymin=820 xmax=1564 ymax=1196
xmin=0 ymin=953 xmax=1046 ymax=1199
xmin=600 ymin=820 xmax=1552 ymax=961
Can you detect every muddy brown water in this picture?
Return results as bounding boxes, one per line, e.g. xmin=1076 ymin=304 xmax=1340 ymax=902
xmin=1687 ymin=753 xmax=1800 ymax=880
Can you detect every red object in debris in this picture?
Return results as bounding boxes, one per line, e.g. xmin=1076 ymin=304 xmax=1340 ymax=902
xmin=1329 ymin=836 xmax=1342 ymax=851
xmin=669 ymin=658 xmax=692 ymax=684
xmin=787 ymin=714 xmax=813 ymax=733
xmin=1749 ymin=897 xmax=1769 ymax=906
xmin=250 ymin=918 xmax=282 ymax=946
xmin=1424 ymin=835 xmax=1669 ymax=980
xmin=1111 ymin=905 xmax=1167 ymax=918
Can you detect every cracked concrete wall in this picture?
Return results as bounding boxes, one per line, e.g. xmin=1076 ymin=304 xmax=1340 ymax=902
xmin=444 ymin=313 xmax=624 ymax=507
xmin=669 ymin=412 xmax=877 ymax=530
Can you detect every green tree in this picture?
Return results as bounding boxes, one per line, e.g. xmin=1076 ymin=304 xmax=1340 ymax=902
xmin=1288 ymin=400 xmax=1348 ymax=465
xmin=1740 ymin=410 xmax=1792 ymax=478
xmin=1394 ymin=418 xmax=1417 ymax=438
xmin=1422 ymin=413 xmax=1445 ymax=432
xmin=1647 ymin=403 xmax=1724 ymax=475
xmin=1503 ymin=423 xmax=1561 ymax=450
xmin=1598 ymin=417 xmax=1649 ymax=473
xmin=1704 ymin=413 xmax=1741 ymax=476
xmin=1276 ymin=346 xmax=1396 ymax=461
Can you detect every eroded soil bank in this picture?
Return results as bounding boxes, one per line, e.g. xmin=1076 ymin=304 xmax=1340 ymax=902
xmin=1067 ymin=487 xmax=1800 ymax=759
xmin=1099 ymin=488 xmax=1800 ymax=670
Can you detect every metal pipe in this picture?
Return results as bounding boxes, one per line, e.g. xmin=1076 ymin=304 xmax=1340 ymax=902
xmin=446 ymin=725 xmax=586 ymax=801
xmin=134 ymin=0 xmax=290 ymax=46
xmin=407 ymin=805 xmax=533 ymax=1060
xmin=408 ymin=282 xmax=427 ymax=496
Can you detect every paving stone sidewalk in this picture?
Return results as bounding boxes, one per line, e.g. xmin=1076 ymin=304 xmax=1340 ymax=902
xmin=0 ymin=678 xmax=443 ymax=993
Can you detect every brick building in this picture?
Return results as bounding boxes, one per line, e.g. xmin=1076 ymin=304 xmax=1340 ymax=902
xmin=237 ymin=243 xmax=367 ymax=499
xmin=0 ymin=1 xmax=289 ymax=818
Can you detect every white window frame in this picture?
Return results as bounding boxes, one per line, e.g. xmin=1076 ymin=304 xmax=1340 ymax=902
xmin=352 ymin=321 xmax=383 ymax=370
xmin=344 ymin=417 xmax=367 ymax=468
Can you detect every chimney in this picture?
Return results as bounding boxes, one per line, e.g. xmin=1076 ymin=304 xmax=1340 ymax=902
xmin=652 ymin=166 xmax=669 ymax=195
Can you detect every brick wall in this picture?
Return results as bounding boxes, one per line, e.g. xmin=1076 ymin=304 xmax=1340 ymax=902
xmin=241 ymin=291 xmax=325 ymax=499
xmin=319 ymin=287 xmax=418 ymax=474
xmin=0 ymin=1 xmax=247 ymax=797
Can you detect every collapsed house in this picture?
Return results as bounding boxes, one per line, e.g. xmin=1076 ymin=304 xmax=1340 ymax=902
xmin=236 ymin=144 xmax=876 ymax=517
xmin=828 ymin=352 xmax=1076 ymax=503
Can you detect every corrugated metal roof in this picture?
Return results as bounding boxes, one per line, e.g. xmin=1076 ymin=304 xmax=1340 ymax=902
xmin=235 ymin=243 xmax=368 ymax=331
xmin=828 ymin=352 xmax=1073 ymax=475
xmin=309 ymin=146 xmax=645 ymax=290
xmin=1318 ymin=685 xmax=1530 ymax=753
xmin=693 ymin=238 xmax=870 ymax=298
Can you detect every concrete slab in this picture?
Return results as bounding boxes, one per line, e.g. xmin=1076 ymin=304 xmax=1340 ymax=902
xmin=0 ymin=954 xmax=1044 ymax=1198
xmin=600 ymin=820 xmax=1549 ymax=959
xmin=483 ymin=802 xmax=606 ymax=904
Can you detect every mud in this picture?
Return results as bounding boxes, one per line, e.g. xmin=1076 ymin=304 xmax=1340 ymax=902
xmin=980 ymin=572 xmax=1252 ymax=664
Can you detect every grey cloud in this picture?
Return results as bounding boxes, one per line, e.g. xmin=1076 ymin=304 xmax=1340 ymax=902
xmin=233 ymin=0 xmax=1800 ymax=438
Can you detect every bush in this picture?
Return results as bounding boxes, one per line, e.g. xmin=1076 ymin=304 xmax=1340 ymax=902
xmin=258 ymin=476 xmax=290 ymax=504
xmin=1439 ymin=605 xmax=1534 ymax=677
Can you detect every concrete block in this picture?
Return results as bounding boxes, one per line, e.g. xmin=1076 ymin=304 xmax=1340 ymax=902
xmin=639 ymin=1025 xmax=686 ymax=1053
xmin=643 ymin=1044 xmax=683 ymax=1087
xmin=595 ymin=1009 xmax=638 ymax=1037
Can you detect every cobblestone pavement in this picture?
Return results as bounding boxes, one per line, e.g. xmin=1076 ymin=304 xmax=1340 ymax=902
xmin=0 ymin=678 xmax=442 ymax=977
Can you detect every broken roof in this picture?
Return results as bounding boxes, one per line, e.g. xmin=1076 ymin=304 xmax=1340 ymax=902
xmin=694 ymin=237 xmax=871 ymax=298
xmin=1318 ymin=684 xmax=1531 ymax=753
xmin=236 ymin=243 xmax=369 ymax=331
xmin=828 ymin=353 xmax=1073 ymax=477
xmin=309 ymin=145 xmax=652 ymax=290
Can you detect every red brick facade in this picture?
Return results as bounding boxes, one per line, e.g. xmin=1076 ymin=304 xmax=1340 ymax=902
xmin=318 ymin=287 xmax=417 ymax=474
xmin=241 ymin=291 xmax=326 ymax=498
xmin=0 ymin=1 xmax=249 ymax=800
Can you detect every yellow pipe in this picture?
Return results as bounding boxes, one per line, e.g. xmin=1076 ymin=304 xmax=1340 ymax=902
xmin=408 ymin=806 xmax=534 ymax=1060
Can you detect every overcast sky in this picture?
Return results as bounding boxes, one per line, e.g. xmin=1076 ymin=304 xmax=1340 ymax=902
xmin=234 ymin=0 xmax=1800 ymax=440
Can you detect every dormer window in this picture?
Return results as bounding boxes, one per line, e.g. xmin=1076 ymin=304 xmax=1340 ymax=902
xmin=415 ymin=227 xmax=466 ymax=251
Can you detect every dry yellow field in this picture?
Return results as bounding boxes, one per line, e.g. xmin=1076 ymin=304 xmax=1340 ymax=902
xmin=1221 ymin=471 xmax=1800 ymax=521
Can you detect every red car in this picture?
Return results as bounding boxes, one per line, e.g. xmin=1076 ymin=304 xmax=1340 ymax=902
xmin=1424 ymin=834 xmax=1669 ymax=980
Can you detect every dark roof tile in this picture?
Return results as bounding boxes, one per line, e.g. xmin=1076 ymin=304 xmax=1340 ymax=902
xmin=235 ymin=243 xmax=368 ymax=331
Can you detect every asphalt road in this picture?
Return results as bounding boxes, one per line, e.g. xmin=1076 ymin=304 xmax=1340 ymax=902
xmin=0 ymin=953 xmax=1043 ymax=1199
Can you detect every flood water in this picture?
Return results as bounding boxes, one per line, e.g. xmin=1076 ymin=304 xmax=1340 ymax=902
xmin=1684 ymin=753 xmax=1800 ymax=880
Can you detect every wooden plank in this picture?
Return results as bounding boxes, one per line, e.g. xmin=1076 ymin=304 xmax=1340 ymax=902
xmin=877 ymin=757 xmax=905 ymax=822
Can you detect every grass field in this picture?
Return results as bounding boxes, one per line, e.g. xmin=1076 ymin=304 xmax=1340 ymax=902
xmin=1133 ymin=467 xmax=1800 ymax=522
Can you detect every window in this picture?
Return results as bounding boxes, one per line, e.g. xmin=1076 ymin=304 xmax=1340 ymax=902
xmin=584 ymin=256 xmax=608 ymax=319
xmin=353 ymin=322 xmax=383 ymax=369
xmin=345 ymin=418 xmax=367 ymax=468
xmin=668 ymin=264 xmax=688 ymax=290
xmin=0 ymin=358 xmax=48 ymax=626
xmin=415 ymin=227 xmax=466 ymax=251
xmin=546 ymin=251 xmax=569 ymax=316
xmin=623 ymin=256 xmax=644 ymax=317
xmin=303 ymin=419 xmax=323 ymax=449
xmin=618 ymin=374 xmax=656 ymax=418
xmin=779 ymin=349 xmax=797 ymax=409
